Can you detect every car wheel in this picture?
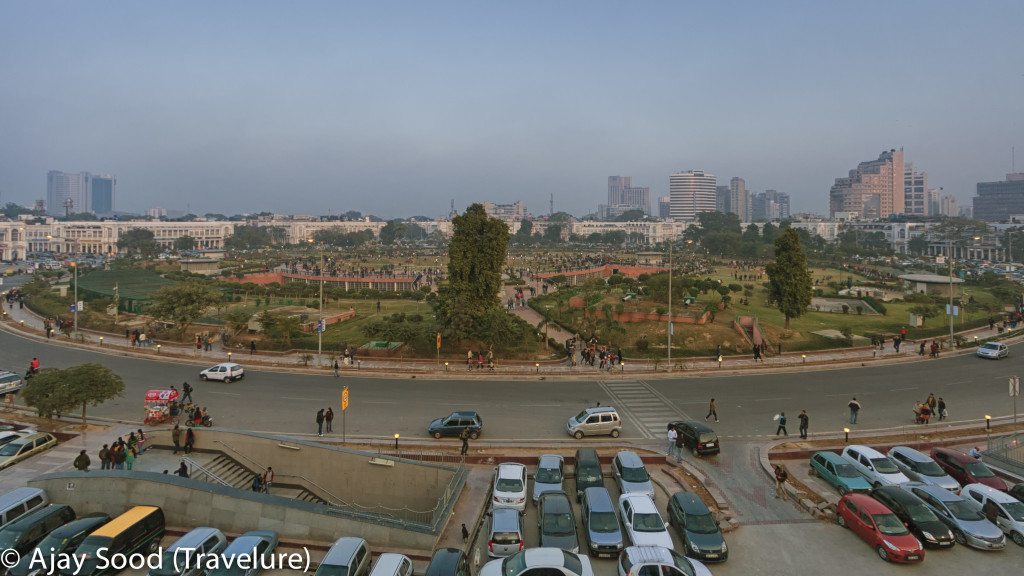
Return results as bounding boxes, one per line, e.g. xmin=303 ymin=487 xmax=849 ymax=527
xmin=808 ymin=467 xmax=817 ymax=477
xmin=433 ymin=431 xmax=442 ymax=439
xmin=836 ymin=514 xmax=847 ymax=528
xmin=953 ymin=530 xmax=967 ymax=545
xmin=1012 ymin=531 xmax=1024 ymax=546
xmin=610 ymin=429 xmax=620 ymax=438
xmin=147 ymin=540 xmax=160 ymax=554
xmin=574 ymin=431 xmax=584 ymax=439
xmin=225 ymin=376 xmax=232 ymax=383
xmin=875 ymin=546 xmax=889 ymax=562
xmin=470 ymin=431 xmax=480 ymax=440
xmin=200 ymin=374 xmax=208 ymax=381
xmin=838 ymin=486 xmax=848 ymax=496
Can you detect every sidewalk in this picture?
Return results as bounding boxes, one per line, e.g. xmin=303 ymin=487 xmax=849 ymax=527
xmin=4 ymin=296 xmax=1022 ymax=378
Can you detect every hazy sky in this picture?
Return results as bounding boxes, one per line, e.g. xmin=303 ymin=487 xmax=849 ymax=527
xmin=1 ymin=1 xmax=1022 ymax=218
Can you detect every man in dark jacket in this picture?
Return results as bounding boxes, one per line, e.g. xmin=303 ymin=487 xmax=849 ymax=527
xmin=775 ymin=412 xmax=788 ymax=436
xmin=99 ymin=444 xmax=111 ymax=470
xmin=798 ymin=410 xmax=809 ymax=439
xmin=316 ymin=408 xmax=325 ymax=436
xmin=74 ymin=450 xmax=90 ymax=471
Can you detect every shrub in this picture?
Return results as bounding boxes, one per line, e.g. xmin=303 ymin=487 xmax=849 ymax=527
xmin=856 ymin=305 xmax=863 ymax=315
xmin=634 ymin=338 xmax=650 ymax=352
xmin=728 ymin=283 xmax=743 ymax=293
xmin=407 ymin=314 xmax=423 ymax=323
xmin=841 ymin=304 xmax=850 ymax=314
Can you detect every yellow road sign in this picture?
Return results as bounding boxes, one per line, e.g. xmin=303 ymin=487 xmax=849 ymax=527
xmin=341 ymin=386 xmax=349 ymax=411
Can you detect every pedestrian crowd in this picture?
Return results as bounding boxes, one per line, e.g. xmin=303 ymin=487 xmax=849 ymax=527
xmin=82 ymin=430 xmax=149 ymax=472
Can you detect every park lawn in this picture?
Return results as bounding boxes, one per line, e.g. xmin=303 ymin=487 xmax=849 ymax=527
xmin=291 ymin=299 xmax=433 ymax=351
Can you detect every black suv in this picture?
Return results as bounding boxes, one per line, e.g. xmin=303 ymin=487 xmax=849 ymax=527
xmin=428 ymin=411 xmax=483 ymax=439
xmin=669 ymin=421 xmax=720 ymax=456
xmin=870 ymin=485 xmax=955 ymax=548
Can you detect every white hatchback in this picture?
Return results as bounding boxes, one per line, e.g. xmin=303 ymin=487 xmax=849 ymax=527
xmin=617 ymin=494 xmax=673 ymax=549
xmin=976 ymin=342 xmax=1009 ymax=359
xmin=493 ymin=463 xmax=528 ymax=511
xmin=199 ymin=362 xmax=245 ymax=382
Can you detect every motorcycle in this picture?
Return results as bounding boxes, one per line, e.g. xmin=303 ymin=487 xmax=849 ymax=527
xmin=185 ymin=407 xmax=213 ymax=427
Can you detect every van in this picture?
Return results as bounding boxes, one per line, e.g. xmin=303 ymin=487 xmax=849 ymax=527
xmin=368 ymin=554 xmax=413 ymax=576
xmin=566 ymin=407 xmax=622 ymax=439
xmin=486 ymin=507 xmax=523 ymax=557
xmin=316 ymin=537 xmax=371 ymax=576
xmin=0 ymin=487 xmax=48 ymax=529
xmin=150 ymin=527 xmax=228 ymax=576
xmin=424 ymin=548 xmax=469 ymax=576
xmin=65 ymin=506 xmax=166 ymax=576
xmin=581 ymin=487 xmax=623 ymax=557
xmin=573 ymin=448 xmax=604 ymax=503
xmin=8 ymin=514 xmax=111 ymax=576
xmin=0 ymin=504 xmax=76 ymax=554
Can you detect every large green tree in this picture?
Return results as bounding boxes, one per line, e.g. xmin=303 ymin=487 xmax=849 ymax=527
xmin=224 ymin=225 xmax=284 ymax=250
xmin=437 ymin=203 xmax=509 ymax=342
xmin=766 ymin=228 xmax=813 ymax=329
xmin=149 ymin=282 xmax=223 ymax=337
xmin=116 ymin=229 xmax=161 ymax=258
xmin=23 ymin=364 xmax=125 ymax=425
xmin=173 ymin=235 xmax=198 ymax=252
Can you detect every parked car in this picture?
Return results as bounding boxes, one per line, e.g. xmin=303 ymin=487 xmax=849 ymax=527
xmin=666 ymin=492 xmax=727 ymax=563
xmin=208 ymin=531 xmax=279 ymax=576
xmin=573 ymin=449 xmax=604 ymax=503
xmin=931 ymin=448 xmax=1008 ymax=492
xmin=0 ymin=370 xmax=24 ymax=396
xmin=1010 ymin=483 xmax=1024 ymax=503
xmin=902 ymin=483 xmax=1005 ymax=550
xmin=533 ymin=455 xmax=566 ymax=503
xmin=0 ymin=488 xmax=49 ymax=530
xmin=65 ymin=506 xmax=166 ymax=576
xmin=479 ymin=548 xmax=594 ymax=576
xmin=151 ymin=527 xmax=228 ymax=576
xmin=199 ymin=362 xmax=245 ymax=382
xmin=316 ymin=537 xmax=371 ymax=576
xmin=493 ymin=463 xmax=528 ymax=512
xmin=960 ymin=483 xmax=1024 ymax=546
xmin=0 ymin=430 xmax=32 ymax=448
xmin=617 ymin=494 xmax=673 ymax=549
xmin=427 ymin=411 xmax=482 ymax=440
xmin=976 ymin=342 xmax=1009 ymax=359
xmin=841 ymin=445 xmax=910 ymax=488
xmin=424 ymin=548 xmax=469 ymax=576
xmin=566 ymin=407 xmax=622 ymax=439
xmin=8 ymin=514 xmax=109 ymax=576
xmin=368 ymin=554 xmax=413 ymax=576
xmin=0 ymin=504 xmax=76 ymax=555
xmin=870 ymin=485 xmax=955 ymax=548
xmin=486 ymin=508 xmax=524 ymax=558
xmin=809 ymin=451 xmax=871 ymax=495
xmin=887 ymin=446 xmax=960 ymax=492
xmin=616 ymin=546 xmax=711 ymax=576
xmin=581 ymin=487 xmax=623 ymax=558
xmin=836 ymin=494 xmax=925 ymax=563
xmin=612 ymin=452 xmax=654 ymax=499
xmin=0 ymin=433 xmax=58 ymax=471
xmin=538 ymin=491 xmax=579 ymax=553
xmin=667 ymin=421 xmax=720 ymax=456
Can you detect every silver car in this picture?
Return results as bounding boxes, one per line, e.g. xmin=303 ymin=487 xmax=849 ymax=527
xmin=533 ymin=455 xmax=565 ymax=503
xmin=486 ymin=508 xmax=523 ymax=558
xmin=538 ymin=491 xmax=579 ymax=553
xmin=581 ymin=487 xmax=623 ymax=558
xmin=612 ymin=452 xmax=654 ymax=499
xmin=888 ymin=446 xmax=960 ymax=492
xmin=903 ymin=484 xmax=1006 ymax=550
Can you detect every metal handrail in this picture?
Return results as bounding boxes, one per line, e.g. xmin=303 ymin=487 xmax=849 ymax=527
xmin=212 ymin=439 xmax=351 ymax=507
xmin=183 ymin=457 xmax=230 ymax=486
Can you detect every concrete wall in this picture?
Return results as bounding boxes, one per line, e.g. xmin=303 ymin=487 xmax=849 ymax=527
xmin=149 ymin=429 xmax=457 ymax=513
xmin=29 ymin=471 xmax=437 ymax=549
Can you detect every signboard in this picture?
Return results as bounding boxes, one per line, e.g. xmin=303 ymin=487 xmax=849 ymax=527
xmin=436 ymin=332 xmax=442 ymax=350
xmin=316 ymin=319 xmax=326 ymax=334
xmin=945 ymin=304 xmax=959 ymax=317
xmin=341 ymin=386 xmax=349 ymax=411
xmin=1011 ymin=376 xmax=1020 ymax=398
xmin=77 ymin=301 xmax=84 ymax=311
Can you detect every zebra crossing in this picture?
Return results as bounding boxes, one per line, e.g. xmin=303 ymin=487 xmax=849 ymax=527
xmin=598 ymin=379 xmax=695 ymax=440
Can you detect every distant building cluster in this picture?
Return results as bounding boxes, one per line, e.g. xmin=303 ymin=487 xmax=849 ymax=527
xmin=598 ymin=176 xmax=650 ymax=218
xmin=46 ymin=170 xmax=116 ymax=216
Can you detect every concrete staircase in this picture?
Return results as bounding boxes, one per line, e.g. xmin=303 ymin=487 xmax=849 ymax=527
xmin=200 ymin=454 xmax=329 ymax=505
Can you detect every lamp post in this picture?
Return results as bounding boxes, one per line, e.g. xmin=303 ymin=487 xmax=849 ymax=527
xmin=667 ymin=238 xmax=672 ymax=371
xmin=70 ymin=261 xmax=78 ymax=340
xmin=393 ymin=433 xmax=400 ymax=451
xmin=985 ymin=414 xmax=992 ymax=431
xmin=843 ymin=427 xmax=850 ymax=443
xmin=308 ymin=239 xmax=325 ymax=359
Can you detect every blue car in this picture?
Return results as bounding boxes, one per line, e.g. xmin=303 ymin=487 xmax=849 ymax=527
xmin=810 ymin=451 xmax=871 ymax=495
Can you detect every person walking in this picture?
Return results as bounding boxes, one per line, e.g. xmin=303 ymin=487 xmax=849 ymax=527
xmin=705 ymin=398 xmax=719 ymax=423
xmin=775 ymin=412 xmax=788 ymax=436
xmin=74 ymin=450 xmax=91 ymax=471
xmin=919 ymin=341 xmax=926 ymax=356
xmin=753 ymin=345 xmax=762 ymax=362
xmin=459 ymin=428 xmax=470 ymax=456
xmin=893 ymin=337 xmax=901 ymax=353
xmin=184 ymin=427 xmax=195 ymax=454
xmin=774 ymin=464 xmax=789 ymax=500
xmin=798 ymin=410 xmax=809 ymax=439
xmin=461 ymin=523 xmax=470 ymax=542
xmin=937 ymin=397 xmax=947 ymax=421
xmin=667 ymin=426 xmax=678 ymax=460
xmin=848 ymin=397 xmax=861 ymax=424
xmin=182 ymin=381 xmax=194 ymax=403
xmin=263 ymin=467 xmax=274 ymax=492
xmin=136 ymin=429 xmax=146 ymax=454
xmin=333 ymin=359 xmax=340 ymax=377
xmin=325 ymin=407 xmax=334 ymax=433
xmin=315 ymin=408 xmax=325 ymax=436
xmin=251 ymin=474 xmax=263 ymax=492
xmin=171 ymin=424 xmax=182 ymax=454
xmin=249 ymin=340 xmax=257 ymax=355
xmin=926 ymin=393 xmax=937 ymax=412
xmin=673 ymin=429 xmax=685 ymax=464
xmin=99 ymin=444 xmax=111 ymax=470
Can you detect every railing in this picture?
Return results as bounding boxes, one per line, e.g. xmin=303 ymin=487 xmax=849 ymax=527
xmin=183 ymin=457 xmax=230 ymax=486
xmin=984 ymin=433 xmax=1024 ymax=479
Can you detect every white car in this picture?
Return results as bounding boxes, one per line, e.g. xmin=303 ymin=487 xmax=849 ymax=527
xmin=493 ymin=463 xmax=528 ymax=511
xmin=976 ymin=342 xmax=1009 ymax=359
xmin=480 ymin=548 xmax=593 ymax=576
xmin=199 ymin=362 xmax=245 ymax=382
xmin=841 ymin=445 xmax=910 ymax=488
xmin=617 ymin=546 xmax=711 ymax=576
xmin=618 ymin=494 xmax=674 ymax=549
xmin=533 ymin=454 xmax=565 ymax=503
xmin=961 ymin=483 xmax=1024 ymax=546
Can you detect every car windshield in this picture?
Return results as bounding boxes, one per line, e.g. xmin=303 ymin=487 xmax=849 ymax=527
xmin=501 ymin=553 xmax=527 ymax=576
xmin=577 ymin=467 xmax=601 ymax=482
xmin=491 ymin=531 xmax=520 ymax=545
xmin=542 ymin=512 xmax=575 ymax=535
xmin=536 ymin=466 xmax=562 ymax=484
xmin=669 ymin=551 xmax=697 ymax=576
xmin=620 ymin=465 xmax=650 ymax=483
xmin=685 ymin=512 xmax=719 ymax=534
xmin=632 ymin=512 xmax=665 ymax=532
xmin=315 ymin=567 xmax=348 ymax=576
xmin=835 ymin=463 xmax=860 ymax=478
xmin=1003 ymin=502 xmax=1024 ymax=522
xmin=916 ymin=461 xmax=947 ymax=477
xmin=872 ymin=513 xmax=909 ymax=536
xmin=0 ymin=443 xmax=23 ymax=456
xmin=906 ymin=503 xmax=939 ymax=523
xmin=946 ymin=500 xmax=985 ymax=521
xmin=982 ymin=343 xmax=1000 ymax=350
xmin=589 ymin=511 xmax=619 ymax=532
xmin=208 ymin=556 xmax=253 ymax=576
xmin=870 ymin=458 xmax=899 ymax=474
xmin=574 ymin=411 xmax=590 ymax=423
xmin=496 ymin=478 xmax=523 ymax=493
xmin=966 ymin=462 xmax=995 ymax=478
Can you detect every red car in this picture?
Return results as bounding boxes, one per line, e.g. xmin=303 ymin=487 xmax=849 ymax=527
xmin=930 ymin=447 xmax=1008 ymax=492
xmin=837 ymin=494 xmax=925 ymax=563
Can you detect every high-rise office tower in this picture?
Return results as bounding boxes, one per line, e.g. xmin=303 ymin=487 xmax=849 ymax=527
xmin=46 ymin=170 xmax=116 ymax=215
xmin=669 ymin=170 xmax=716 ymax=221
xmin=658 ymin=196 xmax=671 ymax=218
xmin=973 ymin=173 xmax=1024 ymax=221
xmin=607 ymin=176 xmax=651 ymax=215
xmin=829 ymin=149 xmax=905 ymax=218
xmin=940 ymin=195 xmax=959 ymax=217
xmin=729 ymin=177 xmax=749 ymax=221
xmin=903 ymin=164 xmax=929 ymax=216
xmin=89 ymin=174 xmax=116 ymax=214
xmin=715 ymin=185 xmax=731 ymax=214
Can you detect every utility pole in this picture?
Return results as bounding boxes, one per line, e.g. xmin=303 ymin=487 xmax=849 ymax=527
xmin=948 ymin=238 xmax=954 ymax=346
xmin=667 ymin=238 xmax=673 ymax=371
xmin=318 ymin=243 xmax=325 ymax=358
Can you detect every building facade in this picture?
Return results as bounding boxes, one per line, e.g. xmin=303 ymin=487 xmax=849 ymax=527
xmin=715 ymin=185 xmax=730 ymax=214
xmin=940 ymin=194 xmax=959 ymax=217
xmin=751 ymin=190 xmax=791 ymax=221
xmin=729 ymin=177 xmax=749 ymax=222
xmin=483 ymin=201 xmax=526 ymax=221
xmin=46 ymin=171 xmax=116 ymax=215
xmin=669 ymin=170 xmax=717 ymax=221
xmin=829 ymin=149 xmax=905 ymax=219
xmin=973 ymin=174 xmax=1024 ymax=222
xmin=658 ymin=196 xmax=671 ymax=218
xmin=903 ymin=163 xmax=929 ymax=216
xmin=606 ymin=176 xmax=651 ymax=215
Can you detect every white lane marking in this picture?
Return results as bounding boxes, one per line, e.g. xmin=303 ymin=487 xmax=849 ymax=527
xmin=206 ymin=391 xmax=241 ymax=396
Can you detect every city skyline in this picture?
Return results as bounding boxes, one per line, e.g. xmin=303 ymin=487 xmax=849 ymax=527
xmin=1 ymin=2 xmax=1021 ymax=218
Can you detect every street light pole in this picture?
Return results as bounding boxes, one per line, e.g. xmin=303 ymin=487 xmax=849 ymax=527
xmin=72 ymin=261 xmax=78 ymax=340
xmin=318 ymin=243 xmax=324 ymax=358
xmin=948 ymin=238 xmax=954 ymax=347
xmin=667 ymin=238 xmax=672 ymax=371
